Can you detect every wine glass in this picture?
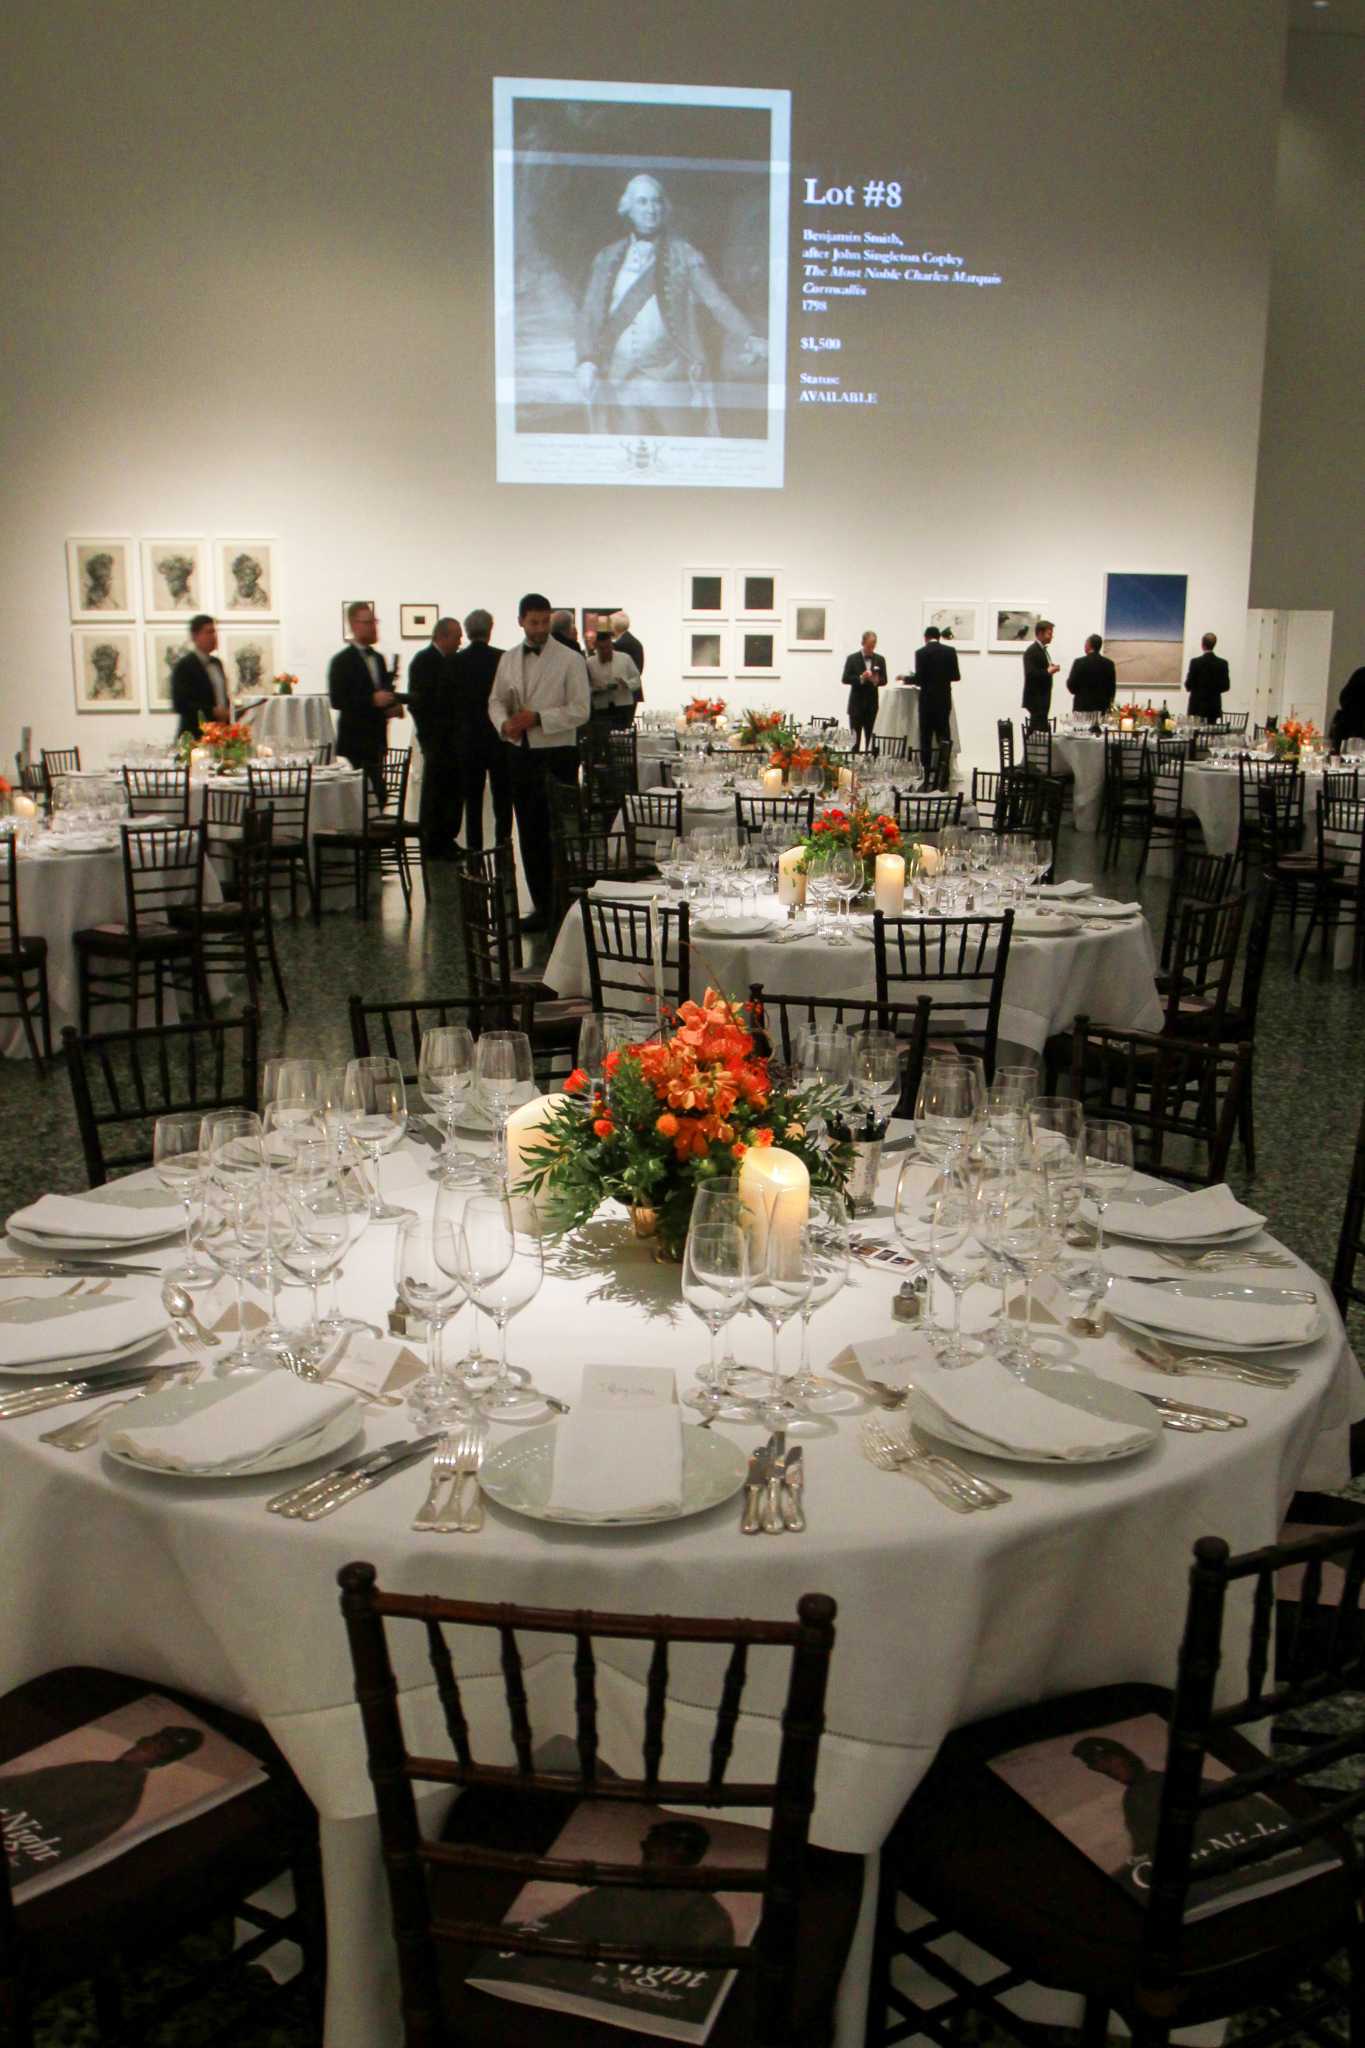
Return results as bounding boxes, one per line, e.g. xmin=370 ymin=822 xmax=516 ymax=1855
xmin=913 ymin=1061 xmax=981 ymax=1164
xmin=1028 ymin=1097 xmax=1086 ymax=1232
xmin=262 ymin=1058 xmax=322 ymax=1137
xmin=828 ymin=844 xmax=861 ymax=941
xmin=201 ymin=1108 xmax=264 ymax=1187
xmin=394 ymin=1216 xmax=467 ymax=1431
xmin=926 ymin=1171 xmax=986 ymax=1366
xmin=849 ymin=1030 xmax=901 ymax=1130
xmin=745 ymin=1216 xmax=814 ymax=1429
xmin=786 ymin=1188 xmax=855 ymax=1410
xmin=152 ymin=1111 xmax=213 ymax=1289
xmin=680 ymin=1222 xmax=749 ymax=1417
xmin=792 ymin=1023 xmax=851 ymax=1147
xmin=459 ymin=1194 xmax=547 ymax=1421
xmin=198 ymin=1176 xmax=271 ymax=1375
xmin=1082 ymin=1119 xmax=1135 ymax=1291
xmin=475 ymin=1031 xmax=533 ymax=1181
xmin=993 ymin=1168 xmax=1058 ymax=1372
xmin=575 ymin=1012 xmax=609 ymax=1110
xmin=341 ymin=1057 xmax=412 ymax=1221
xmin=277 ymin=1142 xmax=362 ymax=1361
xmin=419 ymin=1025 xmax=478 ymax=1184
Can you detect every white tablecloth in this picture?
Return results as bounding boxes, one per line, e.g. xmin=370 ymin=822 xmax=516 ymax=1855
xmin=188 ymin=767 xmax=363 ymax=840
xmin=0 ymin=1149 xmax=1359 ymax=2047
xmin=546 ymin=891 xmax=1164 ymax=1055
xmin=238 ymin=695 xmax=336 ymax=745
xmin=1179 ymin=763 xmax=1328 ymax=861
xmin=1051 ymin=734 xmax=1107 ymax=834
xmin=876 ymin=687 xmax=961 ymax=759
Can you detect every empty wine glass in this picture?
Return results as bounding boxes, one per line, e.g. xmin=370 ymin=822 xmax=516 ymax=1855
xmin=459 ymin=1194 xmax=546 ymax=1421
xmin=278 ymin=1142 xmax=361 ymax=1361
xmin=1082 ymin=1119 xmax=1135 ymax=1290
xmin=153 ymin=1111 xmax=212 ymax=1290
xmin=575 ymin=1012 xmax=609 ymax=1110
xmin=926 ymin=1171 xmax=986 ymax=1366
xmin=394 ymin=1216 xmax=467 ymax=1430
xmin=680 ymin=1222 xmax=749 ymax=1416
xmin=198 ymin=1176 xmax=273 ymax=1375
xmin=419 ymin=1025 xmax=478 ymax=1184
xmin=849 ymin=1030 xmax=901 ymax=1129
xmin=475 ymin=1031 xmax=533 ymax=1182
xmin=913 ymin=1061 xmax=981 ymax=1164
xmin=786 ymin=1188 xmax=855 ymax=1409
xmin=994 ymin=1169 xmax=1057 ymax=1372
xmin=341 ymin=1057 xmax=413 ymax=1222
xmin=828 ymin=844 xmax=861 ymax=942
xmin=745 ymin=1216 xmax=813 ymax=1429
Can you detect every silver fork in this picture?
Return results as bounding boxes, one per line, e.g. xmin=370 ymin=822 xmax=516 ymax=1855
xmin=455 ymin=1427 xmax=486 ymax=1534
xmin=39 ymin=1366 xmax=200 ymax=1451
xmin=412 ymin=1438 xmax=462 ymax=1531
xmin=906 ymin=1426 xmax=1012 ymax=1505
xmin=860 ymin=1420 xmax=978 ymax=1512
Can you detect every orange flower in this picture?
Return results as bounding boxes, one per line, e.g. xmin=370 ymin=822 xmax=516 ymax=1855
xmin=604 ymin=1050 xmax=621 ymax=1077
xmin=752 ymin=1126 xmax=775 ymax=1147
xmin=731 ymin=1141 xmax=748 ymax=1160
xmin=655 ymin=1112 xmax=679 ymax=1137
xmin=592 ymin=1117 xmax=614 ymax=1140
xmin=564 ymin=1068 xmax=588 ymax=1095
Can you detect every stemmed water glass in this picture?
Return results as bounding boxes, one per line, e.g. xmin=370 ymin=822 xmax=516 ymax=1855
xmin=574 ymin=1013 xmax=609 ymax=1111
xmin=993 ymin=1168 xmax=1058 ymax=1371
xmin=680 ymin=1222 xmax=750 ymax=1417
xmin=828 ymin=844 xmax=861 ymax=942
xmin=792 ymin=1024 xmax=851 ymax=1149
xmin=458 ymin=1194 xmax=547 ymax=1421
xmin=418 ymin=1025 xmax=478 ymax=1184
xmin=786 ymin=1188 xmax=854 ymax=1409
xmin=152 ymin=1111 xmax=213 ymax=1290
xmin=913 ymin=1059 xmax=982 ymax=1164
xmin=925 ymin=1171 xmax=986 ymax=1366
xmin=341 ymin=1057 xmax=413 ymax=1221
xmin=394 ymin=1215 xmax=468 ymax=1430
xmin=262 ymin=1059 xmax=323 ymax=1146
xmin=745 ymin=1217 xmax=814 ymax=1429
xmin=277 ymin=1140 xmax=363 ymax=1361
xmin=849 ymin=1030 xmax=901 ymax=1130
xmin=475 ymin=1031 xmax=533 ymax=1183
xmin=1082 ymin=1119 xmax=1135 ymax=1291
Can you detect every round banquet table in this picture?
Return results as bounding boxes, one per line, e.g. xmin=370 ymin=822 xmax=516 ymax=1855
xmin=1176 ymin=761 xmax=1330 ymax=863
xmin=0 ymin=1144 xmax=1359 ymax=2048
xmin=1 ymin=831 xmax=226 ymax=1057
xmin=48 ymin=765 xmax=364 ymax=841
xmin=544 ymin=888 xmax=1164 ymax=1057
xmin=238 ymin=694 xmax=336 ymax=746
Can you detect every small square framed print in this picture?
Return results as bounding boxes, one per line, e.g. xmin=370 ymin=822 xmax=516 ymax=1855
xmin=737 ymin=628 xmax=779 ymax=679
xmin=72 ymin=627 xmax=140 ymax=711
xmin=682 ymin=567 xmax=727 ymax=619
xmin=221 ymin=628 xmax=281 ymax=699
xmin=400 ymin=604 xmax=439 ymax=640
xmin=67 ymin=538 xmax=135 ymax=622
xmin=682 ymin=624 xmax=729 ymax=678
xmin=737 ymin=568 xmax=781 ymax=619
xmin=921 ymin=600 xmax=984 ymax=652
xmin=786 ymin=599 xmax=833 ymax=652
xmin=989 ymin=604 xmax=1047 ymax=652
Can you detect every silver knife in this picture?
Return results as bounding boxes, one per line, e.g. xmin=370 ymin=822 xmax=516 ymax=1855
xmin=267 ymin=1435 xmax=438 ymax=1516
xmin=1136 ymin=1391 xmax=1245 ymax=1429
xmin=298 ymin=1437 xmax=442 ymax=1520
xmin=781 ymin=1446 xmax=806 ymax=1532
xmin=0 ymin=1365 xmax=179 ymax=1420
xmin=0 ymin=1259 xmax=166 ymax=1278
xmin=761 ymin=1432 xmax=787 ymax=1535
xmin=740 ymin=1446 xmax=770 ymax=1535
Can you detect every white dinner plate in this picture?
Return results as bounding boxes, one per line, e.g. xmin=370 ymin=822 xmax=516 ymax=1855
xmin=1078 ymin=1191 xmax=1264 ymax=1249
xmin=6 ymin=1221 xmax=181 ymax=1253
xmin=479 ymin=1421 xmax=748 ymax=1526
xmin=1080 ymin=899 xmax=1141 ymax=919
xmin=1011 ymin=911 xmax=1081 ymax=938
xmin=0 ymin=1327 xmax=165 ymax=1378
xmin=691 ymin=916 xmax=777 ymax=939
xmin=1107 ymin=1305 xmax=1324 ymax=1357
xmin=911 ymin=1368 xmax=1160 ymax=1465
xmin=100 ymin=1376 xmax=363 ymax=1478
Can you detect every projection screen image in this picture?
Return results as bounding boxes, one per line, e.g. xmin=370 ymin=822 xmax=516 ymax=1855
xmin=494 ymin=77 xmax=791 ymax=489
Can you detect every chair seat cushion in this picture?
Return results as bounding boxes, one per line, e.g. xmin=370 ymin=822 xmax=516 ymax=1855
xmin=882 ymin=1678 xmax=1355 ymax=2026
xmin=429 ymin=1782 xmax=863 ymax=2047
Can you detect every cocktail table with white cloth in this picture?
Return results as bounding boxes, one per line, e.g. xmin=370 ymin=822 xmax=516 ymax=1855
xmin=877 ymin=685 xmax=961 ymax=760
xmin=1050 ymin=732 xmax=1107 ymax=834
xmin=0 ymin=1146 xmax=1359 ymax=2048
xmin=543 ymin=884 xmax=1164 ymax=1057
xmin=237 ymin=694 xmax=336 ymax=747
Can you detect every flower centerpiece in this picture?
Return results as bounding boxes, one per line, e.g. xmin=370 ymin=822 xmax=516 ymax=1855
xmin=738 ymin=706 xmax=786 ymax=749
xmin=513 ymin=989 xmax=851 ymax=1260
xmin=272 ymin=672 xmax=298 ymax=697
xmin=769 ymin=736 xmax=835 ymax=787
xmin=683 ymin=695 xmax=727 ymax=728
xmin=1117 ymin=702 xmax=1160 ymax=727
xmin=176 ymin=718 xmax=253 ymax=774
xmin=1271 ymin=718 xmax=1318 ymax=761
xmin=801 ymin=803 xmax=903 ymax=889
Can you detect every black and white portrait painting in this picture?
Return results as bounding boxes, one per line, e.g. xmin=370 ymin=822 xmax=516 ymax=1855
xmin=145 ymin=630 xmax=191 ymax=712
xmin=142 ymin=539 xmax=207 ymax=620
xmin=221 ymin=629 xmax=280 ymax=699
xmin=217 ymin=540 xmax=277 ymax=618
xmin=72 ymin=628 xmax=140 ymax=712
xmin=67 ymin=538 xmax=134 ymax=621
xmin=494 ymin=78 xmax=790 ymax=489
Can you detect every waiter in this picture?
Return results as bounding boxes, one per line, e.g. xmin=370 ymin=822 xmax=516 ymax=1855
xmin=841 ymin=630 xmax=887 ymax=752
xmin=488 ymin=592 xmax=590 ymax=932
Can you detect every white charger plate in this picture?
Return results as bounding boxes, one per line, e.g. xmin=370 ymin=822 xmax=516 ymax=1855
xmin=692 ymin=916 xmax=777 ymax=939
xmin=1079 ymin=1193 xmax=1264 ymax=1249
xmin=1012 ymin=911 xmax=1081 ymax=938
xmin=911 ymin=1367 xmax=1160 ymax=1465
xmin=480 ymin=1421 xmax=747 ymax=1526
xmin=6 ymin=1223 xmax=180 ymax=1253
xmin=100 ymin=1376 xmax=362 ymax=1478
xmin=1107 ymin=1304 xmax=1324 ymax=1357
xmin=1080 ymin=899 xmax=1142 ymax=919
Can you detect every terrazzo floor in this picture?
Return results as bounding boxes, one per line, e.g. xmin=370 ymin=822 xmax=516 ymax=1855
xmin=3 ymin=822 xmax=1362 ymax=2045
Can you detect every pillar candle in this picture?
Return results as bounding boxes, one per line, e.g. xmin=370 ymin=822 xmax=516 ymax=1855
xmin=761 ymin=765 xmax=784 ymax=794
xmin=874 ymin=853 xmax=905 ymax=916
xmin=505 ymin=1094 xmax=564 ymax=1198
xmin=738 ymin=1147 xmax=810 ymax=1270
xmin=776 ymin=846 xmax=807 ymax=907
xmin=837 ymin=765 xmax=855 ymax=789
xmin=10 ymin=794 xmax=37 ymax=821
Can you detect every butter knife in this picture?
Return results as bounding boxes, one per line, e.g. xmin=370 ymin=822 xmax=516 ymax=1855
xmin=1136 ymin=1391 xmax=1245 ymax=1429
xmin=0 ymin=1259 xmax=165 ymax=1278
xmin=781 ymin=1446 xmax=806 ymax=1532
xmin=266 ymin=1435 xmax=437 ymax=1516
xmin=298 ymin=1437 xmax=442 ymax=1520
xmin=0 ymin=1364 xmax=179 ymax=1420
xmin=740 ymin=1446 xmax=770 ymax=1535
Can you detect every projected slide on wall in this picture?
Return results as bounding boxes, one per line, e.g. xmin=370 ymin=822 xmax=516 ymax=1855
xmin=493 ymin=78 xmax=791 ymax=489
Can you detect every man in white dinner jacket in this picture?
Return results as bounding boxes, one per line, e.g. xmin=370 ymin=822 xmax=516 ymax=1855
xmin=489 ymin=593 xmax=590 ymax=931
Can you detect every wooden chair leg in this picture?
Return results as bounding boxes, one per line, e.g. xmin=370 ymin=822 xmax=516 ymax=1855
xmin=14 ymin=968 xmax=43 ymax=1071
xmin=302 ymin=848 xmax=320 ymax=920
xmin=36 ymin=957 xmax=53 ymax=1063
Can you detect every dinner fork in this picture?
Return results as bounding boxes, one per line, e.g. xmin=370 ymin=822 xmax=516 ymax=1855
xmin=860 ymin=1420 xmax=982 ymax=1511
xmin=1153 ymin=1249 xmax=1296 ymax=1272
xmin=38 ymin=1365 xmax=200 ymax=1451
xmin=412 ymin=1438 xmax=462 ymax=1532
xmin=455 ymin=1427 xmax=486 ymax=1534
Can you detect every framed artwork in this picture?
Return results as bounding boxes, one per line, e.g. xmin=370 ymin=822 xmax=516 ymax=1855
xmin=72 ymin=628 xmax=140 ymax=712
xmin=141 ymin=538 xmax=207 ymax=620
xmin=682 ymin=625 xmax=729 ymax=678
xmin=737 ymin=628 xmax=779 ymax=679
xmin=400 ymin=603 xmax=440 ymax=639
xmin=682 ymin=567 xmax=727 ymax=619
xmin=221 ymin=628 xmax=281 ymax=699
xmin=145 ymin=629 xmax=191 ymax=712
xmin=1103 ymin=571 xmax=1189 ymax=688
xmin=216 ymin=539 xmax=277 ymax=618
xmin=67 ymin=537 xmax=135 ymax=621
xmin=342 ymin=600 xmax=375 ymax=639
xmin=736 ymin=568 xmax=781 ymax=619
xmin=580 ymin=605 xmax=620 ymax=639
xmin=921 ymin=599 xmax=983 ymax=651
xmin=786 ymin=598 xmax=833 ymax=652
xmin=989 ymin=604 xmax=1048 ymax=652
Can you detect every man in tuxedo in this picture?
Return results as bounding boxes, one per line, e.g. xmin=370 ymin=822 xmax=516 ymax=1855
xmin=169 ymin=614 xmax=230 ymax=738
xmin=1065 ymin=633 xmax=1117 ymax=715
xmin=911 ymin=625 xmax=960 ymax=787
xmin=406 ymin=616 xmax=464 ymax=859
xmin=453 ymin=609 xmax=513 ymax=855
xmin=842 ymin=630 xmax=887 ymax=751
xmin=328 ymin=602 xmax=396 ymax=804
xmin=1022 ymin=619 xmax=1059 ymax=726
xmin=1184 ymin=632 xmax=1231 ymax=720
xmin=610 ymin=609 xmax=645 ymax=676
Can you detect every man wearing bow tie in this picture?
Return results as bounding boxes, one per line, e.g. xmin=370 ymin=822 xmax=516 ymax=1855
xmin=170 ymin=615 xmax=231 ymax=738
xmin=329 ymin=602 xmax=396 ymax=805
xmin=489 ymin=592 xmax=591 ymax=930
xmin=841 ymin=630 xmax=887 ymax=751
xmin=1022 ymin=619 xmax=1059 ymax=727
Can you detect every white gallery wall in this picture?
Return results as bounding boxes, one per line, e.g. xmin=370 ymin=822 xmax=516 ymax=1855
xmin=1 ymin=0 xmax=1290 ymax=772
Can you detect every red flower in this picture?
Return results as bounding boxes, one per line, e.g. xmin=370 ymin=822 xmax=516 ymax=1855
xmin=592 ymin=1117 xmax=614 ymax=1140
xmin=656 ymin=1112 xmax=679 ymax=1137
xmin=564 ymin=1068 xmax=588 ymax=1095
xmin=752 ymin=1127 xmax=775 ymax=1147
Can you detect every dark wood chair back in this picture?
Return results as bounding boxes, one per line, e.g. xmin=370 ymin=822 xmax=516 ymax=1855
xmin=1332 ymin=1091 xmax=1365 ymax=1320
xmin=580 ymin=895 xmax=691 ymax=1020
xmin=923 ymin=739 xmax=952 ymax=788
xmin=734 ymin=792 xmax=814 ymax=842
xmin=41 ymin=747 xmax=80 ymax=781
xmin=62 ymin=1009 xmax=259 ymax=1184
xmin=1023 ymin=725 xmax=1053 ymax=777
xmin=547 ymin=775 xmax=588 ymax=843
xmin=456 ymin=868 xmax=521 ymax=1030
xmin=892 ymin=791 xmax=963 ymax=834
xmin=994 ymin=771 xmax=1063 ymax=874
xmin=310 ymin=741 xmax=335 ymax=766
xmin=0 ymin=833 xmax=22 ymax=959
xmin=1316 ymin=790 xmax=1365 ymax=881
xmin=337 ymin=1562 xmax=838 ymax=2048
xmin=1161 ymin=890 xmax=1248 ymax=1036
xmin=122 ymin=765 xmax=190 ymax=823
xmin=1067 ymin=1018 xmax=1250 ymax=1184
xmin=605 ymin=725 xmax=639 ymax=794
xmin=16 ymin=760 xmax=48 ymax=812
xmin=747 ymin=986 xmax=932 ymax=1116
xmin=1323 ymin=769 xmax=1360 ymax=804
xmin=247 ymin=762 xmax=313 ymax=846
xmin=556 ymin=830 xmax=652 ymax=907
xmin=1238 ymin=757 xmax=1302 ymax=839
xmin=202 ymin=781 xmax=251 ymax=851
xmin=872 ymin=912 xmax=1014 ymax=1080
xmin=120 ymin=823 xmax=206 ymax=936
xmin=348 ymin=993 xmax=479 ymax=1088
xmin=996 ymin=719 xmax=1015 ymax=773
xmin=874 ymin=733 xmax=913 ymax=762
xmin=379 ymin=747 xmax=413 ymax=817
xmin=1151 ymin=745 xmax=1185 ymax=818
xmin=971 ymin=768 xmax=1003 ymax=829
xmin=622 ymin=789 xmax=683 ymax=865
xmin=1159 ymin=847 xmax=1235 ymax=970
xmin=1104 ymin=731 xmax=1152 ymax=786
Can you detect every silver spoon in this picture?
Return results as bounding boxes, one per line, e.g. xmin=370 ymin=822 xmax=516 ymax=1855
xmin=160 ymin=1280 xmax=222 ymax=1346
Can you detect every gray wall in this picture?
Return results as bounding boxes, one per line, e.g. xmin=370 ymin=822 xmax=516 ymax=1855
xmin=1251 ymin=30 xmax=1365 ymax=716
xmin=1 ymin=0 xmax=1289 ymax=765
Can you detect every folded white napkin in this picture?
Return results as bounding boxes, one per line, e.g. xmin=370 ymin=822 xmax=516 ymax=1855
xmin=1034 ymin=879 xmax=1093 ymax=900
xmin=1098 ymin=1183 xmax=1265 ymax=1244
xmin=0 ymin=1287 xmax=165 ymax=1368
xmin=1105 ymin=1277 xmax=1317 ymax=1346
xmin=588 ymin=879 xmax=664 ymax=900
xmin=1084 ymin=900 xmax=1143 ymax=916
xmin=912 ymin=1354 xmax=1153 ymax=1460
xmin=548 ymin=1366 xmax=684 ymax=1518
xmin=107 ymin=1374 xmax=356 ymax=1473
xmin=8 ymin=1188 xmax=185 ymax=1241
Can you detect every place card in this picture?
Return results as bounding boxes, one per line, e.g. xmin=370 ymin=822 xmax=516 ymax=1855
xmin=580 ymin=1363 xmax=677 ymax=1408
